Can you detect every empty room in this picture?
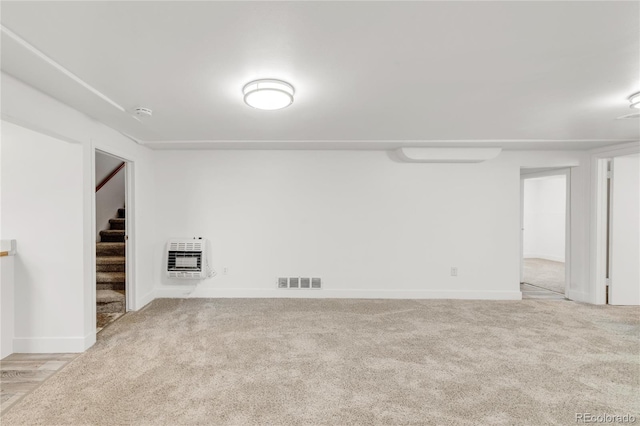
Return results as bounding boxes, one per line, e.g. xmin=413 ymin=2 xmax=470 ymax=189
xmin=1 ymin=1 xmax=639 ymax=425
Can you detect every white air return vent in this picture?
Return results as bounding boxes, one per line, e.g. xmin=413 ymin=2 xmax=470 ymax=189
xmin=277 ymin=277 xmax=322 ymax=289
xmin=166 ymin=238 xmax=214 ymax=279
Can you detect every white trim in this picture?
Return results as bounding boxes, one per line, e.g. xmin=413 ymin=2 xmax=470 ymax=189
xmin=136 ymin=290 xmax=156 ymax=310
xmin=124 ymin=161 xmax=136 ymax=310
xmin=84 ymin=331 xmax=96 ymax=351
xmin=1 ymin=113 xmax=83 ymax=146
xmin=395 ymin=147 xmax=502 ymax=163
xmin=13 ymin=332 xmax=95 ymax=354
xmin=590 ymin=142 xmax=640 ymax=305
xmin=567 ymin=289 xmax=590 ymax=304
xmin=86 ymin=141 xmax=97 ymax=339
xmin=1 ymin=255 xmax=16 ymax=359
xmin=144 ymin=139 xmax=637 ymax=145
xmin=93 ymin=146 xmax=137 ymax=316
xmin=520 ymin=168 xmax=573 ymax=179
xmin=589 ymin=141 xmax=640 ymax=156
xmin=154 ymin=287 xmax=522 ymax=300
xmin=0 ymin=24 xmax=126 ymax=112
xmin=520 ymin=177 xmax=525 ymax=283
xmin=564 ymin=169 xmax=572 ymax=300
xmin=520 ymin=168 xmax=571 ymax=298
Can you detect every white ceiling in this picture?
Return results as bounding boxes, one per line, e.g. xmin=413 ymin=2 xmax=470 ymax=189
xmin=1 ymin=1 xmax=639 ymax=150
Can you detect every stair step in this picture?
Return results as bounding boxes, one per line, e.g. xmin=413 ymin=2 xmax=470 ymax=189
xmin=117 ymin=208 xmax=126 ymax=218
xmin=97 ymin=271 xmax=125 ymax=284
xmin=96 ymin=256 xmax=125 ymax=272
xmin=100 ymin=229 xmax=125 ymax=242
xmin=97 ymin=283 xmax=125 ymax=291
xmin=96 ymin=242 xmax=124 ymax=256
xmin=109 ymin=218 xmax=125 ymax=230
xmin=97 ymin=290 xmax=125 ymax=313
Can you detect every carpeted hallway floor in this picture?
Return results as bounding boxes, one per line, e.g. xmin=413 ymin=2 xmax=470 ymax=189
xmin=2 ymin=298 xmax=638 ymax=425
xmin=523 ymin=258 xmax=565 ymax=294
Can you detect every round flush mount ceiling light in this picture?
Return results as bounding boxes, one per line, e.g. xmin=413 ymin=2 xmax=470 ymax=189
xmin=243 ymin=79 xmax=294 ymax=110
xmin=629 ymin=91 xmax=640 ymax=109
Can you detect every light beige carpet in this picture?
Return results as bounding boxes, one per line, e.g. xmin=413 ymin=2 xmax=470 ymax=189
xmin=2 ymin=298 xmax=639 ymax=425
xmin=523 ymin=258 xmax=565 ymax=294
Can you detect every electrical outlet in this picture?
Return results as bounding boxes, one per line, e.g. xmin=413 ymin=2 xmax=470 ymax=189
xmin=451 ymin=267 xmax=458 ymax=277
xmin=223 ymin=267 xmax=228 ymax=275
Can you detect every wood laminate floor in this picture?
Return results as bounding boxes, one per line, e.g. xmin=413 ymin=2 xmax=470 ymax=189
xmin=0 ymin=353 xmax=78 ymax=415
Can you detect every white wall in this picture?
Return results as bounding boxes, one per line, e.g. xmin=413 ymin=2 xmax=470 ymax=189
xmin=1 ymin=73 xmax=156 ymax=352
xmin=1 ymin=241 xmax=16 ymax=359
xmin=95 ymin=151 xmax=123 ymax=183
xmin=95 ymin=169 xmax=125 ymax=240
xmin=1 ymin=121 xmax=85 ymax=351
xmin=152 ymin=149 xmax=593 ymax=302
xmin=151 ymin=150 xmax=587 ymax=300
xmin=610 ymin=154 xmax=640 ymax=305
xmin=523 ymin=175 xmax=566 ymax=262
xmin=0 ymin=68 xmax=617 ymax=357
xmin=95 ymin=151 xmax=125 ymax=240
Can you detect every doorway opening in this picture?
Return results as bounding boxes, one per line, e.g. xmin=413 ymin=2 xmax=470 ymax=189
xmin=95 ymin=150 xmax=128 ymax=332
xmin=520 ymin=169 xmax=570 ymax=300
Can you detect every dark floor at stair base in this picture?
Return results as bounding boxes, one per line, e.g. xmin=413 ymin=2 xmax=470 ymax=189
xmin=96 ymin=313 xmax=123 ymax=333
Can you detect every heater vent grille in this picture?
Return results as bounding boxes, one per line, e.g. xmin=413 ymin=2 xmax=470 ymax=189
xmin=168 ymin=241 xmax=203 ymax=252
xmin=168 ymin=251 xmax=202 ymax=271
xmin=165 ymin=239 xmax=213 ymax=279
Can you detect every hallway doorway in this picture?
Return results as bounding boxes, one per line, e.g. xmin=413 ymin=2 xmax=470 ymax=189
xmin=95 ymin=150 xmax=128 ymax=331
xmin=520 ymin=169 xmax=570 ymax=297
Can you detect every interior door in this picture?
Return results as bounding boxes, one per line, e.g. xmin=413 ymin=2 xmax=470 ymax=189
xmin=609 ymin=155 xmax=640 ymax=305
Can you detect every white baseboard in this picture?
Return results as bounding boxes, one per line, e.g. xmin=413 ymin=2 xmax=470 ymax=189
xmin=13 ymin=331 xmax=95 ymax=353
xmin=1 ymin=345 xmax=13 ymax=360
xmin=84 ymin=331 xmax=96 ymax=351
xmin=523 ymin=254 xmax=565 ymax=262
xmin=567 ymin=289 xmax=592 ymax=304
xmin=155 ymin=286 xmax=522 ymax=300
xmin=134 ymin=289 xmax=156 ymax=311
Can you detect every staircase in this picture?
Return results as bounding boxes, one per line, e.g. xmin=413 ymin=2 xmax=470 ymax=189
xmin=96 ymin=207 xmax=126 ymax=313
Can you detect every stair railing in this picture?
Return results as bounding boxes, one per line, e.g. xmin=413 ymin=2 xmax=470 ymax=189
xmin=96 ymin=162 xmax=125 ymax=192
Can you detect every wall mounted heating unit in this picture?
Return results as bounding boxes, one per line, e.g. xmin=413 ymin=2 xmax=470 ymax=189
xmin=166 ymin=238 xmax=214 ymax=279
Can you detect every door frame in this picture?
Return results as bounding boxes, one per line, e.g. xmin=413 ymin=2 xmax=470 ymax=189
xmin=92 ymin=146 xmax=136 ymax=321
xmin=520 ymin=168 xmax=571 ymax=297
xmin=591 ymin=143 xmax=640 ymax=304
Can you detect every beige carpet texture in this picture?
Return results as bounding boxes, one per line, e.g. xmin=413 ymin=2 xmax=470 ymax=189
xmin=2 ymin=298 xmax=639 ymax=425
xmin=523 ymin=258 xmax=566 ymax=294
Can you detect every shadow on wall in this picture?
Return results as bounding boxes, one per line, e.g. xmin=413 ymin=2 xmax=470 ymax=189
xmin=95 ymin=151 xmax=125 ymax=241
